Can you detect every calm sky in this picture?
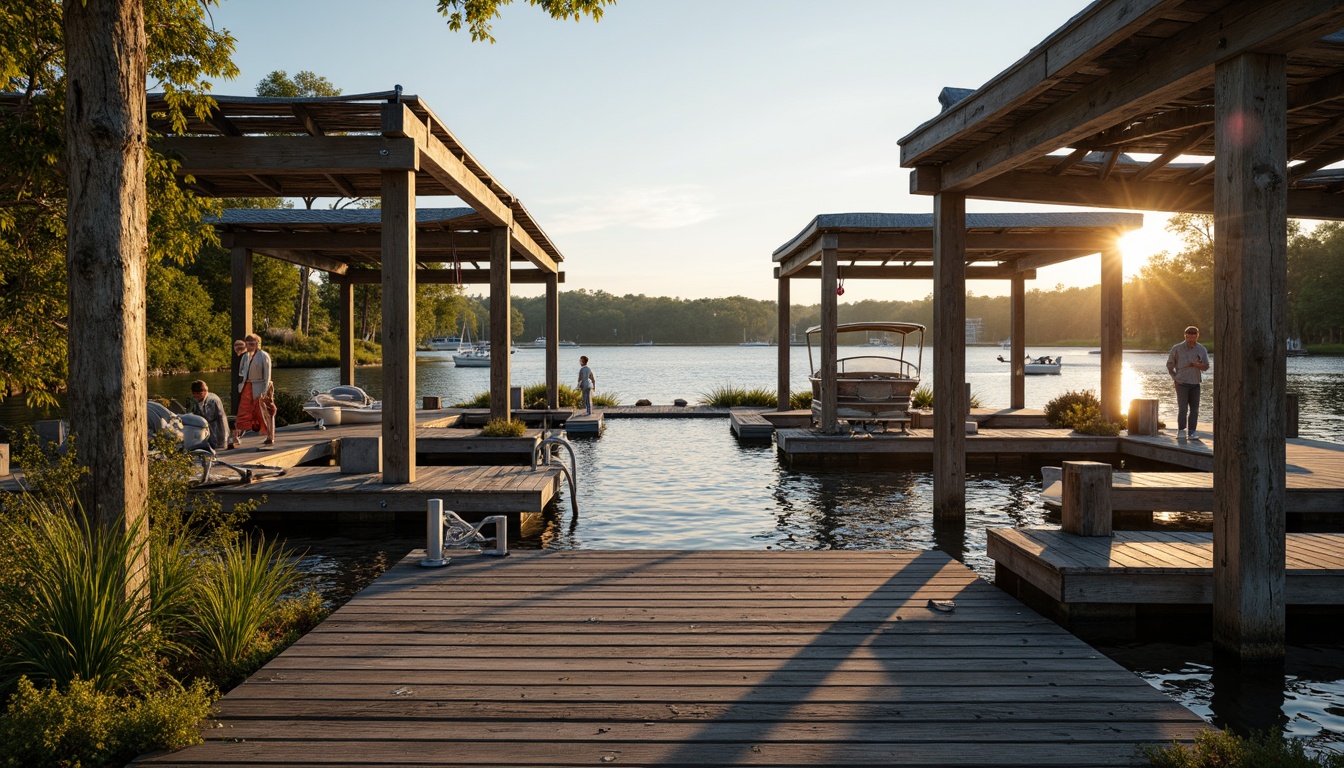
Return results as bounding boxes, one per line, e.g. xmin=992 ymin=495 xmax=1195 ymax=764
xmin=208 ymin=0 xmax=1185 ymax=303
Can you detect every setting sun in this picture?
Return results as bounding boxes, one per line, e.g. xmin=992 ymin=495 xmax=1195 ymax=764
xmin=1118 ymin=217 xmax=1184 ymax=278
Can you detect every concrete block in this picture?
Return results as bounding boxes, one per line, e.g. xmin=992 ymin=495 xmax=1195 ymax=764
xmin=0 ymin=443 xmax=9 ymax=477
xmin=423 ymin=395 xmax=442 ymax=410
xmin=965 ymin=421 xmax=978 ymax=435
xmin=340 ymin=436 xmax=382 ymax=474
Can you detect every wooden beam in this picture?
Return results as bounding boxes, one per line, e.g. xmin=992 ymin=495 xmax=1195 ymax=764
xmin=777 ymin=276 xmax=791 ymax=412
xmin=929 ymin=0 xmax=1344 ymax=192
xmin=1087 ymin=105 xmax=1214 ymax=147
xmin=777 ymin=236 xmax=824 ymax=278
xmin=1287 ymin=113 xmax=1344 ymax=160
xmin=1049 ymin=147 xmax=1091 ymax=175
xmin=1289 ymin=145 xmax=1344 ymax=181
xmin=788 ymin=265 xmax=1041 ymax=280
xmin=325 ymin=173 xmax=359 ymax=198
xmin=219 ymin=230 xmax=491 ymax=251
xmin=1213 ymin=52 xmax=1287 ymax=662
xmin=933 ymin=193 xmax=967 ymax=521
xmin=1287 ymin=69 xmax=1344 ymax=113
xmin=290 ymin=103 xmax=326 ymax=137
xmin=1135 ymin=125 xmax=1214 ymax=181
xmin=344 ymin=268 xmax=560 ymax=285
xmin=899 ymin=0 xmax=1179 ymax=164
xmin=819 ymin=237 xmax=839 ymax=434
xmin=1184 ymin=161 xmax=1217 ymax=185
xmin=381 ymin=104 xmax=558 ymax=274
xmin=489 ymin=227 xmax=512 ymax=423
xmin=1009 ymin=251 xmax=1094 ymax=272
xmin=1010 ymin=274 xmax=1024 ymax=410
xmin=247 ymin=248 xmax=350 ymax=275
xmin=339 ymin=279 xmax=354 ymax=385
xmin=1100 ymin=247 xmax=1123 ymax=423
xmin=380 ymin=170 xmax=417 ymax=485
xmin=546 ymin=273 xmax=559 ymax=410
xmin=1098 ymin=150 xmax=1120 ymax=180
xmin=154 ymin=136 xmax=418 ymax=173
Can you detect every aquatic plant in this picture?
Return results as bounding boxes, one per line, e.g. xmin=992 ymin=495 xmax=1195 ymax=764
xmin=1143 ymin=729 xmax=1344 ymax=767
xmin=481 ymin=418 xmax=528 ymax=437
xmin=457 ymin=383 xmax=621 ymax=410
xmin=0 ymin=676 xmax=216 ymax=768
xmin=700 ymin=385 xmax=777 ymax=407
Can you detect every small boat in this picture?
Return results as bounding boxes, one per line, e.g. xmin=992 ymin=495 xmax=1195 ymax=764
xmin=303 ymin=385 xmax=382 ymax=424
xmin=518 ymin=337 xmax=579 ymax=349
xmin=1287 ymin=337 xmax=1309 ymax=357
xmin=996 ymin=354 xmax=1063 ymax=375
xmin=425 ymin=336 xmax=464 ymax=351
xmin=807 ymin=321 xmax=924 ymax=432
xmin=453 ymin=345 xmax=492 ymax=367
xmin=635 ymin=340 xmax=654 ymax=347
xmin=740 ymin=340 xmax=772 ymax=347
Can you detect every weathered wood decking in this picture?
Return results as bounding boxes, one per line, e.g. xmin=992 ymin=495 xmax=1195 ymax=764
xmin=137 ymin=550 xmax=1207 ymax=767
xmin=989 ymin=530 xmax=1344 ymax=605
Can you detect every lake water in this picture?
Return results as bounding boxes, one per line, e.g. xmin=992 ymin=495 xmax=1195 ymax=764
xmin=4 ymin=344 xmax=1343 ymax=753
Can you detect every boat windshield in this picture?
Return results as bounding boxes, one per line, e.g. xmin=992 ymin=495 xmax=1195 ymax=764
xmin=805 ymin=322 xmax=925 ymax=380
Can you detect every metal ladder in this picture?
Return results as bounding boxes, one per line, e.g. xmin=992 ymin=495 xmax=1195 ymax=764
xmin=532 ymin=429 xmax=579 ymax=517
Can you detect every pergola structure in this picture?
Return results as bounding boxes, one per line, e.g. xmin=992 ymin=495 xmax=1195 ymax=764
xmin=772 ymin=212 xmax=1141 ymax=433
xmin=897 ymin=0 xmax=1344 ymax=660
xmin=149 ymin=90 xmax=567 ymax=485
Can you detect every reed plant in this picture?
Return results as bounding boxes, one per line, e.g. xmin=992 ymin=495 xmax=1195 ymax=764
xmin=910 ymin=385 xmax=982 ymax=409
xmin=456 ymin=383 xmax=621 ymax=409
xmin=700 ymin=384 xmax=778 ymax=407
xmin=789 ymin=390 xmax=812 ymax=410
xmin=481 ymin=418 xmax=528 ymax=437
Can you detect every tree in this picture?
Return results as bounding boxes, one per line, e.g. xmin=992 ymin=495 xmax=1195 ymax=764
xmin=55 ymin=0 xmax=606 ymax=583
xmin=254 ymin=70 xmax=346 ymax=335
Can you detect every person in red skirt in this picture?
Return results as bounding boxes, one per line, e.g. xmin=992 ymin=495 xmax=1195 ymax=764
xmin=234 ymin=333 xmax=275 ymax=450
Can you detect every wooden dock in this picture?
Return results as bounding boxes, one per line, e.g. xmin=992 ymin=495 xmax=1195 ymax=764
xmin=990 ymin=529 xmax=1344 ymax=606
xmin=211 ymin=464 xmax=559 ymax=524
xmin=564 ymin=411 xmax=603 ymax=434
xmin=777 ymin=427 xmax=1122 ymax=462
xmin=136 ymin=550 xmax=1207 ymax=767
xmin=729 ymin=409 xmax=774 ymax=439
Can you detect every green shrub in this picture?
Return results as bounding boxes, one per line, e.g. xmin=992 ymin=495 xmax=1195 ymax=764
xmin=481 ymin=418 xmax=527 ymax=437
xmin=1045 ymin=389 xmax=1102 ymax=428
xmin=789 ymin=390 xmax=813 ymax=410
xmin=1143 ymin=729 xmax=1344 ymax=767
xmin=0 ymin=676 xmax=216 ymax=768
xmin=1073 ymin=416 xmax=1124 ymax=436
xmin=700 ymin=385 xmax=778 ymax=407
xmin=271 ymin=388 xmax=311 ymax=428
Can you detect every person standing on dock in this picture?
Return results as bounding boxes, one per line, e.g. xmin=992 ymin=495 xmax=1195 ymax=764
xmin=235 ymin=333 xmax=274 ymax=448
xmin=577 ymin=356 xmax=596 ymax=416
xmin=1166 ymin=326 xmax=1209 ymax=439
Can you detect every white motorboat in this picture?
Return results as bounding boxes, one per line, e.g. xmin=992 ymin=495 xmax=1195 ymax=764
xmin=807 ymin=321 xmax=924 ymax=432
xmin=425 ymin=335 xmax=464 ymax=351
xmin=453 ymin=346 xmax=492 ymax=367
xmin=303 ymin=385 xmax=382 ymax=424
xmin=518 ymin=336 xmax=578 ymax=349
xmin=998 ymin=354 xmax=1063 ymax=375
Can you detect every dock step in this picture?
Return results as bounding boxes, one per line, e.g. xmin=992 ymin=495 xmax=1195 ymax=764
xmin=730 ymin=409 xmax=774 ymax=439
xmin=565 ymin=411 xmax=603 ymax=435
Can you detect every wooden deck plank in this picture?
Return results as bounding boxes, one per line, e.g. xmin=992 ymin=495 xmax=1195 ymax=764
xmin=137 ymin=550 xmax=1206 ymax=767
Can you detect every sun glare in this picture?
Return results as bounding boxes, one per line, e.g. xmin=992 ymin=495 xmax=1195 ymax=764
xmin=1118 ymin=219 xmax=1181 ymax=278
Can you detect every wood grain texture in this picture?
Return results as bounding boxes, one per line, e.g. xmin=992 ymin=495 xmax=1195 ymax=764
xmin=135 ymin=550 xmax=1205 ymax=767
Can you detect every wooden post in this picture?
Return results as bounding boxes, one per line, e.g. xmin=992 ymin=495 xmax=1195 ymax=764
xmin=1061 ymin=461 xmax=1113 ymax=537
xmin=63 ymin=0 xmax=149 ymax=597
xmin=1127 ymin=399 xmax=1159 ymax=436
xmin=1010 ymin=273 xmax=1025 ymax=410
xmin=339 ymin=278 xmax=355 ymax=385
xmin=545 ymin=272 xmax=559 ymax=409
xmin=777 ymin=274 xmax=791 ymax=411
xmin=230 ymin=247 xmax=253 ymax=416
xmin=819 ymin=236 xmax=839 ymax=433
xmin=933 ymin=194 xmax=967 ymax=520
xmin=1213 ymin=52 xmax=1287 ymax=661
xmin=1100 ymin=246 xmax=1124 ymax=423
xmin=380 ymin=169 xmax=416 ymax=484
xmin=489 ymin=226 xmax=512 ymax=423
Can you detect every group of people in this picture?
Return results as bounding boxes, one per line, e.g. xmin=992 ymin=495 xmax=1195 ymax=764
xmin=186 ymin=333 xmax=275 ymax=451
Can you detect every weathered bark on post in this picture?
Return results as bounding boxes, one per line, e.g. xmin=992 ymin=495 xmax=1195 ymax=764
xmin=339 ymin=278 xmax=354 ymax=385
xmin=545 ymin=272 xmax=559 ymax=409
xmin=1100 ymin=247 xmax=1124 ymax=423
xmin=63 ymin=0 xmax=150 ymax=591
xmin=380 ymin=169 xmax=416 ymax=484
xmin=933 ymin=194 xmax=967 ymax=520
xmin=1062 ymin=461 xmax=1113 ymax=537
xmin=489 ymin=226 xmax=512 ymax=423
xmin=819 ymin=238 xmax=839 ymax=433
xmin=1213 ymin=52 xmax=1288 ymax=661
xmin=777 ymin=275 xmax=790 ymax=411
xmin=231 ymin=247 xmax=253 ymax=415
xmin=1010 ymin=273 xmax=1025 ymax=410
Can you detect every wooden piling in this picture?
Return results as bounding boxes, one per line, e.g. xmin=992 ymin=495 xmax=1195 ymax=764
xmin=1061 ymin=461 xmax=1113 ymax=537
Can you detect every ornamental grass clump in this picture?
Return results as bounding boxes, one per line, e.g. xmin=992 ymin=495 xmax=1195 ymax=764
xmin=910 ymin=385 xmax=982 ymax=409
xmin=481 ymin=418 xmax=528 ymax=437
xmin=457 ymin=383 xmax=622 ymax=409
xmin=789 ymin=390 xmax=812 ymax=410
xmin=700 ymin=385 xmax=777 ymax=407
xmin=1143 ymin=728 xmax=1344 ymax=767
xmin=1045 ymin=389 xmax=1101 ymax=428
